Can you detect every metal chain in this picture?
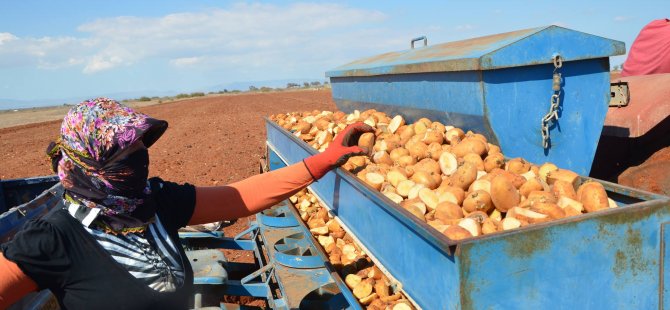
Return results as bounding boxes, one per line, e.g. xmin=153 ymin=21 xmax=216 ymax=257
xmin=541 ymin=55 xmax=563 ymax=149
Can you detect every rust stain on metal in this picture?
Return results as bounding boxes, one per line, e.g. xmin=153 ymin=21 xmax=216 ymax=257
xmin=503 ymin=228 xmax=551 ymax=258
xmin=612 ymin=227 xmax=649 ymax=279
xmin=457 ymin=247 xmax=476 ymax=310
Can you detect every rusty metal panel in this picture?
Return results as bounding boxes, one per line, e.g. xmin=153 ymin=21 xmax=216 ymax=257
xmin=459 ymin=201 xmax=670 ymax=309
xmin=603 ymin=73 xmax=670 ymax=138
xmin=326 ymin=26 xmax=624 ymax=77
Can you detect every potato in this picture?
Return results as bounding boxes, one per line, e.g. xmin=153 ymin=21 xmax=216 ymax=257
xmin=345 ymin=274 xmax=362 ymax=289
xmin=578 ymin=181 xmax=609 ymax=213
xmin=438 ymin=151 xmax=458 ymax=176
xmin=364 ymin=172 xmax=385 ymax=190
xmin=557 ymin=196 xmax=584 ymax=213
xmin=466 ymin=132 xmax=488 ymax=144
xmin=450 ymin=162 xmax=478 ymax=190
xmin=374 ymin=280 xmax=391 ymax=298
xmin=452 ymin=137 xmax=487 ymax=158
xmin=400 ymin=199 xmax=426 ymax=220
xmin=483 ymin=153 xmax=505 ymax=172
xmin=443 ymin=225 xmax=472 ymax=240
xmin=468 ymin=179 xmax=492 ymax=194
xmin=358 ymin=293 xmax=377 ymax=305
xmin=489 ymin=168 xmax=527 ymax=189
xmin=490 ymin=209 xmax=502 ymax=221
xmin=310 ymin=226 xmax=329 ymax=235
xmin=435 ymin=202 xmax=464 ymax=221
xmin=415 ymin=158 xmax=441 ymax=175
xmin=422 ymin=130 xmax=444 ymax=145
xmin=547 ymin=169 xmax=580 ymax=189
xmin=564 ymin=206 xmax=582 ymax=217
xmin=386 ymin=169 xmax=408 ymax=187
xmin=458 ymin=218 xmax=481 ymax=237
xmin=526 ymin=190 xmax=557 ymax=205
xmin=397 ymin=155 xmax=417 ymax=167
xmin=465 ymin=211 xmax=488 ymax=224
xmin=315 ymin=130 xmax=334 ymax=145
xmin=407 ymin=142 xmax=429 ymax=161
xmin=347 ymin=156 xmax=367 ymax=171
xmin=356 ymin=132 xmax=375 ymax=154
xmin=353 ymin=281 xmax=374 ymax=299
xmin=436 ymin=185 xmax=465 ymax=205
xmin=388 ymin=115 xmax=405 ymax=134
xmin=398 ymin=126 xmax=415 ymax=145
xmin=427 ymin=220 xmax=449 ymax=233
xmin=501 ymin=217 xmax=522 ymax=230
xmin=427 ymin=142 xmax=444 ymax=161
xmin=383 ymin=191 xmax=404 ymax=204
xmin=411 ymin=171 xmax=440 ymax=190
xmin=551 ymin=180 xmax=578 ymax=200
xmin=538 ymin=162 xmax=559 ymax=183
xmin=481 ymin=218 xmax=500 ymax=235
xmin=418 ymin=188 xmax=440 ymax=211
xmin=375 ymin=139 xmax=401 ymax=153
xmin=530 ymin=202 xmax=566 ymax=220
xmin=314 ymin=118 xmax=332 ymax=130
xmin=462 ymin=153 xmax=485 ymax=171
xmin=390 ymin=148 xmax=410 ymax=162
xmin=396 ymin=180 xmax=416 ymax=198
xmin=462 ymin=190 xmax=493 ymax=213
xmin=487 ymin=143 xmax=501 ymax=154
xmin=507 ymin=207 xmax=549 ymax=224
xmin=490 ymin=175 xmax=520 ymax=212
xmin=413 ymin=123 xmax=428 ymax=136
xmin=294 ymin=121 xmax=312 ymax=134
xmin=608 ymin=198 xmax=619 ymax=209
xmin=519 ymin=177 xmax=544 ymax=198
xmin=407 ymin=184 xmax=426 ymax=199
xmin=445 ymin=128 xmax=465 ymax=144
xmin=506 ymin=158 xmax=531 ymax=174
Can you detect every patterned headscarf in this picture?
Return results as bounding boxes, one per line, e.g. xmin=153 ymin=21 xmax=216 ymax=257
xmin=47 ymin=98 xmax=168 ymax=234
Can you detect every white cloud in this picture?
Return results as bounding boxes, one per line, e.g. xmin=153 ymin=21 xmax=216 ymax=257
xmin=0 ymin=33 xmax=17 ymax=45
xmin=0 ymin=3 xmax=392 ymax=76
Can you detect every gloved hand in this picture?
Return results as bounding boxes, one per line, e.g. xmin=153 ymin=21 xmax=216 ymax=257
xmin=303 ymin=122 xmax=375 ymax=180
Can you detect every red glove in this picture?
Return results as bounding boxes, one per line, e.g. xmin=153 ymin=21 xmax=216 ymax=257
xmin=303 ymin=122 xmax=374 ymax=180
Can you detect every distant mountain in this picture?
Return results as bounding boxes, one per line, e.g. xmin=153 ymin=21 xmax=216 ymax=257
xmin=207 ymin=78 xmax=327 ymax=92
xmin=0 ymin=90 xmax=179 ymax=111
xmin=0 ymin=78 xmax=329 ymax=110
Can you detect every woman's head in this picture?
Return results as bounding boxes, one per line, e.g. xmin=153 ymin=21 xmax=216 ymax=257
xmin=47 ymin=98 xmax=167 ymax=214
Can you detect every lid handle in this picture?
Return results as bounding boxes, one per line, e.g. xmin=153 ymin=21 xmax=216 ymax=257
xmin=411 ymin=36 xmax=427 ymax=49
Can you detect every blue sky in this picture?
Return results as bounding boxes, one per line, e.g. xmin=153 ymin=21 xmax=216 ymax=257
xmin=0 ymin=0 xmax=666 ymax=105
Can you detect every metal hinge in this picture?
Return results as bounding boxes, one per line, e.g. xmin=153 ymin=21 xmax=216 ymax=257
xmin=609 ymin=81 xmax=629 ymax=107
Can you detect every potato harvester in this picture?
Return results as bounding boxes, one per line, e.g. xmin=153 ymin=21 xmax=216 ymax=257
xmin=3 ymin=25 xmax=670 ymax=310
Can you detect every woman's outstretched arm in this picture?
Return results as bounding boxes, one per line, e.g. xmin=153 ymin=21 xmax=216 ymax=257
xmin=189 ymin=122 xmax=374 ymax=225
xmin=0 ymin=252 xmax=38 ymax=309
xmin=190 ymin=162 xmax=314 ymax=224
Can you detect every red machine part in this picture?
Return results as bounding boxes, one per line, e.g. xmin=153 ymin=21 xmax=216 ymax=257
xmin=603 ymin=73 xmax=670 ymax=138
xmin=591 ymin=73 xmax=670 ymax=195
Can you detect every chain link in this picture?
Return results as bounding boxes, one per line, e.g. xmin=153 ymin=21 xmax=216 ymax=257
xmin=541 ymin=55 xmax=563 ymax=149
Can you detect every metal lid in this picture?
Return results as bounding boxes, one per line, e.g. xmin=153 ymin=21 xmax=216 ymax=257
xmin=326 ymin=25 xmax=625 ymax=77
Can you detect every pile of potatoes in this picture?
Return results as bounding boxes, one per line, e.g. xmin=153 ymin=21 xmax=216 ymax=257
xmin=290 ymin=189 xmax=415 ymax=310
xmin=272 ymin=110 xmax=618 ymax=240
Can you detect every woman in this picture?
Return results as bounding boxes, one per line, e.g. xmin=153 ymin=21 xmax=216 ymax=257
xmin=0 ymin=98 xmax=372 ymax=309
